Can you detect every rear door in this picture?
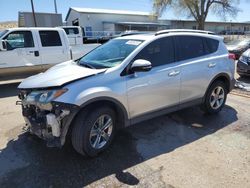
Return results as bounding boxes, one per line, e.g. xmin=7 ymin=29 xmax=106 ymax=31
xmin=38 ymin=30 xmax=70 ymax=66
xmin=175 ymin=35 xmax=219 ymax=103
xmin=0 ymin=30 xmax=41 ymax=68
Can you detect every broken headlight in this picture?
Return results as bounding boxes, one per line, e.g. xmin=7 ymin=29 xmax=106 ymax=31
xmin=26 ymin=88 xmax=68 ymax=104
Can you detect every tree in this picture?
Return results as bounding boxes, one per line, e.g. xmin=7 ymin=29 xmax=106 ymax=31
xmin=153 ymin=0 xmax=240 ymax=30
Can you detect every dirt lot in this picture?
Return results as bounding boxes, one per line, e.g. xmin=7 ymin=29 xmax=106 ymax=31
xmin=0 ymin=82 xmax=249 ymax=188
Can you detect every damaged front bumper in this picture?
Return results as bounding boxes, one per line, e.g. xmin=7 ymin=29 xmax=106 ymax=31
xmin=18 ymin=93 xmax=79 ymax=147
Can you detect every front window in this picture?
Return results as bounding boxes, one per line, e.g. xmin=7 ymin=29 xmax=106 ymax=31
xmin=79 ymin=39 xmax=143 ymax=69
xmin=0 ymin=30 xmax=8 ymax=38
xmin=4 ymin=31 xmax=34 ymax=50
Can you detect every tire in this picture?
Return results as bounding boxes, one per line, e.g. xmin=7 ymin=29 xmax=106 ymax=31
xmin=71 ymin=106 xmax=116 ymax=157
xmin=201 ymin=81 xmax=227 ymax=114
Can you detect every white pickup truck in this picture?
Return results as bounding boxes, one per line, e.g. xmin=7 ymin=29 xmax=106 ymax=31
xmin=0 ymin=27 xmax=99 ymax=80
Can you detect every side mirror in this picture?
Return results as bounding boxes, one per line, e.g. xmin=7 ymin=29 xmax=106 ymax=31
xmin=131 ymin=59 xmax=152 ymax=73
xmin=0 ymin=40 xmax=7 ymax=51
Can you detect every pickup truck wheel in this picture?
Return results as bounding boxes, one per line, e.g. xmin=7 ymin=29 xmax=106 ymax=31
xmin=71 ymin=107 xmax=116 ymax=157
xmin=201 ymin=81 xmax=227 ymax=114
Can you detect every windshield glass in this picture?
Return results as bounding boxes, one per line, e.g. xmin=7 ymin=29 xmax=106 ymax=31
xmin=0 ymin=30 xmax=8 ymax=38
xmin=79 ymin=39 xmax=143 ymax=69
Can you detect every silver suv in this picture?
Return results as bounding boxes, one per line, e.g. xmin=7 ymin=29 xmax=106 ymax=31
xmin=18 ymin=30 xmax=235 ymax=156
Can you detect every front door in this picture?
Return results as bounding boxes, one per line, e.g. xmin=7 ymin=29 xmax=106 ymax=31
xmin=126 ymin=37 xmax=181 ymax=119
xmin=0 ymin=30 xmax=41 ymax=69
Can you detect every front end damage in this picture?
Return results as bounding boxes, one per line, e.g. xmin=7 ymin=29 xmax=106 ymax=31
xmin=17 ymin=89 xmax=79 ymax=147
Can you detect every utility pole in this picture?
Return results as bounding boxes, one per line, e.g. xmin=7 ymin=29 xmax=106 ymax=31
xmin=30 ymin=0 xmax=37 ymax=27
xmin=54 ymin=0 xmax=58 ymax=14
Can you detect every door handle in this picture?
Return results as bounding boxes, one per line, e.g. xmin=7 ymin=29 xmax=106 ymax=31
xmin=34 ymin=51 xmax=39 ymax=57
xmin=208 ymin=63 xmax=216 ymax=68
xmin=28 ymin=51 xmax=39 ymax=57
xmin=168 ymin=70 xmax=180 ymax=77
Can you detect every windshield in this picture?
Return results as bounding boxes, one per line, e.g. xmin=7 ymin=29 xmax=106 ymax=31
xmin=79 ymin=39 xmax=143 ymax=69
xmin=0 ymin=30 xmax=8 ymax=38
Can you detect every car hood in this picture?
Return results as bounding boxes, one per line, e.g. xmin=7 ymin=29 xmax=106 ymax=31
xmin=18 ymin=60 xmax=106 ymax=89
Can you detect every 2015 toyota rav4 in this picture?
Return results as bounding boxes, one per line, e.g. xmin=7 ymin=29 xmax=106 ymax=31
xmin=17 ymin=29 xmax=235 ymax=157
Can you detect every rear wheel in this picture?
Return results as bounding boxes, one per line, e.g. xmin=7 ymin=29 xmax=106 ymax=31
xmin=71 ymin=106 xmax=116 ymax=157
xmin=201 ymin=81 xmax=227 ymax=114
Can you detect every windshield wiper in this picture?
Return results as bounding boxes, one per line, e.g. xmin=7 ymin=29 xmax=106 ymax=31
xmin=79 ymin=62 xmax=96 ymax=69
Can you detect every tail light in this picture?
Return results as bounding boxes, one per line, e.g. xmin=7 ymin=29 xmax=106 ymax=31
xmin=228 ymin=53 xmax=236 ymax=60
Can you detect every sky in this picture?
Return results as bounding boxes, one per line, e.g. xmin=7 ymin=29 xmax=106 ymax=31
xmin=0 ymin=0 xmax=250 ymax=22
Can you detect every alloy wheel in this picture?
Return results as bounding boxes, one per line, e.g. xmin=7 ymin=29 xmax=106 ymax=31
xmin=209 ymin=86 xmax=225 ymax=110
xmin=89 ymin=114 xmax=113 ymax=149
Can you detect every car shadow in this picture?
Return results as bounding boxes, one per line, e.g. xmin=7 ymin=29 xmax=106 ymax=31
xmin=0 ymin=104 xmax=238 ymax=187
xmin=0 ymin=83 xmax=20 ymax=98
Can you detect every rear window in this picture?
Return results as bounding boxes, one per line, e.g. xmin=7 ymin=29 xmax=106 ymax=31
xmin=175 ymin=36 xmax=219 ymax=61
xmin=63 ymin=28 xmax=79 ymax=35
xmin=39 ymin=31 xmax=62 ymax=47
xmin=175 ymin=36 xmax=204 ymax=61
xmin=204 ymin=38 xmax=219 ymax=54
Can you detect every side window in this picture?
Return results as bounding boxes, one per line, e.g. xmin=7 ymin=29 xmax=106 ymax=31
xmin=175 ymin=36 xmax=204 ymax=61
xmin=63 ymin=28 xmax=79 ymax=35
xmin=39 ymin=31 xmax=62 ymax=47
xmin=4 ymin=31 xmax=34 ymax=50
xmin=134 ymin=37 xmax=175 ymax=67
xmin=204 ymin=38 xmax=219 ymax=54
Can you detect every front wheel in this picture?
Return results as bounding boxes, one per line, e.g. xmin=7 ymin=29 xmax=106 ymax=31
xmin=201 ymin=81 xmax=227 ymax=114
xmin=71 ymin=106 xmax=116 ymax=157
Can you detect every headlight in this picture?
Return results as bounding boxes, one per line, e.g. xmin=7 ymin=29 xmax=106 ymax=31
xmin=239 ymin=55 xmax=248 ymax=64
xmin=26 ymin=88 xmax=68 ymax=103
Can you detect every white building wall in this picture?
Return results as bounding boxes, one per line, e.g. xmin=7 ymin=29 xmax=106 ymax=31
xmin=67 ymin=11 xmax=155 ymax=32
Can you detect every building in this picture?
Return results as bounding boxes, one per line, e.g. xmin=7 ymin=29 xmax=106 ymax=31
xmin=65 ymin=7 xmax=250 ymax=37
xmin=65 ymin=7 xmax=169 ymax=37
xmin=18 ymin=12 xmax=62 ymax=27
xmin=167 ymin=19 xmax=250 ymax=33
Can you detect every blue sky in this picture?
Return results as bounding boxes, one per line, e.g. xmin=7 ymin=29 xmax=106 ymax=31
xmin=1 ymin=0 xmax=250 ymax=22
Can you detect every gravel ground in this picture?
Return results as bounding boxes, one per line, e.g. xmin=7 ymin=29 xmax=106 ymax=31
xmin=0 ymin=82 xmax=249 ymax=188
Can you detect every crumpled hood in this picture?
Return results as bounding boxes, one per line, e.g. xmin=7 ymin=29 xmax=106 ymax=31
xmin=18 ymin=61 xmax=105 ymax=89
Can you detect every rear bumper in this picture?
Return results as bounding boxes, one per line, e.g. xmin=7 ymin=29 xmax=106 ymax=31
xmin=237 ymin=60 xmax=250 ymax=76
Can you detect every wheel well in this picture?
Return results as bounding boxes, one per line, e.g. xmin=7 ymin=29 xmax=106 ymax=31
xmin=202 ymin=74 xmax=230 ymax=104
xmin=212 ymin=75 xmax=230 ymax=93
xmin=64 ymin=99 xmax=128 ymax=146
xmin=75 ymin=99 xmax=127 ymax=129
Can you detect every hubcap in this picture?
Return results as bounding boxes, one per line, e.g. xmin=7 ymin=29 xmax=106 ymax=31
xmin=89 ymin=114 xmax=113 ymax=149
xmin=209 ymin=86 xmax=225 ymax=110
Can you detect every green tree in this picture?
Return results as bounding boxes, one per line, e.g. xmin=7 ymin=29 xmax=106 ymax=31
xmin=153 ymin=0 xmax=240 ymax=30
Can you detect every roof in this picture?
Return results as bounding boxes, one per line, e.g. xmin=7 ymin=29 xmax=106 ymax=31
xmin=166 ymin=19 xmax=250 ymax=25
xmin=113 ymin=21 xmax=169 ymax=26
xmin=19 ymin=11 xmax=62 ymax=16
xmin=117 ymin=29 xmax=222 ymax=41
xmin=6 ymin=27 xmax=64 ymax=31
xmin=65 ymin=7 xmax=152 ymax=21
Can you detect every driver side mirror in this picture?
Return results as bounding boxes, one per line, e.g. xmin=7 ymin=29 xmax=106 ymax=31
xmin=0 ymin=40 xmax=7 ymax=51
xmin=130 ymin=59 xmax=152 ymax=73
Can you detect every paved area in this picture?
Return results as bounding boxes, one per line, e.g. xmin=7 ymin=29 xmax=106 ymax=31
xmin=0 ymin=82 xmax=249 ymax=188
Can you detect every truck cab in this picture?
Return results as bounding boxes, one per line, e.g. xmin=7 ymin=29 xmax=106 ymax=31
xmin=60 ymin=26 xmax=83 ymax=45
xmin=0 ymin=27 xmax=99 ymax=80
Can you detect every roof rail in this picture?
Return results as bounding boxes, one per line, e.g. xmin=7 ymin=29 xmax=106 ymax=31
xmin=121 ymin=31 xmax=151 ymax=37
xmin=155 ymin=29 xmax=215 ymax=36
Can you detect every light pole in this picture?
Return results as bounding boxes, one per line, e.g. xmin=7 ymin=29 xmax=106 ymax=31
xmin=30 ymin=0 xmax=37 ymax=27
xmin=54 ymin=0 xmax=58 ymax=14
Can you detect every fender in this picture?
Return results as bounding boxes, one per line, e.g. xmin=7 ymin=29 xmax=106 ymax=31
xmin=202 ymin=72 xmax=233 ymax=103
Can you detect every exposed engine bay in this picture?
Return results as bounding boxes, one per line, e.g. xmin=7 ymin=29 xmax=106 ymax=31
xmin=17 ymin=89 xmax=79 ymax=147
